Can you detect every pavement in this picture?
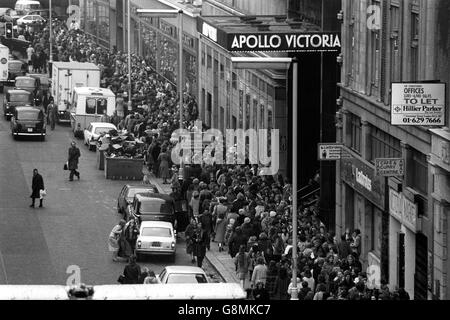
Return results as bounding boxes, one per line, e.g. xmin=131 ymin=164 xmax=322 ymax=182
xmin=143 ymin=169 xmax=240 ymax=285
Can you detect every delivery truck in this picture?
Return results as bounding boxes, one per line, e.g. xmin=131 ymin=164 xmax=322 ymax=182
xmin=0 ymin=44 xmax=9 ymax=93
xmin=51 ymin=62 xmax=100 ymax=124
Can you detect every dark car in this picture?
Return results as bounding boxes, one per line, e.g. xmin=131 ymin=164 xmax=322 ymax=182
xmin=10 ymin=106 xmax=46 ymax=140
xmin=15 ymin=76 xmax=40 ymax=94
xmin=128 ymin=193 xmax=176 ymax=226
xmin=117 ymin=184 xmax=160 ymax=216
xmin=2 ymin=89 xmax=32 ymax=120
xmin=8 ymin=59 xmax=27 ymax=81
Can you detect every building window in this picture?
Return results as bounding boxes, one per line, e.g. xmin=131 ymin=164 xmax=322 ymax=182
xmin=232 ymin=72 xmax=237 ymax=89
xmin=245 ymin=94 xmax=251 ymax=130
xmin=207 ymin=54 xmax=212 ymax=69
xmin=411 ymin=12 xmax=419 ymax=81
xmin=390 ymin=5 xmax=400 ymax=83
xmin=407 ymin=148 xmax=427 ymax=195
xmin=371 ymin=30 xmax=381 ymax=91
xmin=347 ymin=113 xmax=362 ymax=153
xmin=239 ymin=90 xmax=244 ymax=128
xmin=220 ymin=63 xmax=224 ymax=80
xmin=201 ymin=49 xmax=205 ymax=66
xmin=369 ymin=126 xmax=401 ymax=162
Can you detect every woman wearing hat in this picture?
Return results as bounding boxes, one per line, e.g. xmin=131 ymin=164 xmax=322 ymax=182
xmin=109 ymin=220 xmax=127 ymax=262
xmin=157 ymin=147 xmax=171 ymax=184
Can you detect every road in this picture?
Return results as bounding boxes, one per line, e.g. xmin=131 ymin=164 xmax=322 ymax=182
xmin=0 ymin=85 xmax=221 ymax=285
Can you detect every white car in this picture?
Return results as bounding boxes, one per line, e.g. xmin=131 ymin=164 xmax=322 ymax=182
xmin=83 ymin=122 xmax=117 ymax=151
xmin=16 ymin=14 xmax=45 ymax=25
xmin=136 ymin=221 xmax=176 ymax=261
xmin=157 ymin=266 xmax=209 ymax=284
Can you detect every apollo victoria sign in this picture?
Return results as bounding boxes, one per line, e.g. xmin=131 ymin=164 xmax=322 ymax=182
xmin=227 ymin=32 xmax=341 ymax=52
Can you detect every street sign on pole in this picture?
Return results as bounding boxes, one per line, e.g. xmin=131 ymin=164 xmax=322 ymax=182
xmin=318 ymin=143 xmax=343 ymax=161
xmin=375 ymin=158 xmax=405 ymax=176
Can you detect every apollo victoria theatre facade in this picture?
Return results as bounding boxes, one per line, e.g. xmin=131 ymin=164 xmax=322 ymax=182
xmin=197 ymin=15 xmax=341 ymax=202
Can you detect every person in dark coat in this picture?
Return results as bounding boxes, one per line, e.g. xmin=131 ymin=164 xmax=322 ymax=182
xmin=193 ymin=222 xmax=209 ymax=268
xmin=123 ymin=255 xmax=141 ymax=284
xmin=228 ymin=227 xmax=246 ymax=258
xmin=30 ymin=168 xmax=44 ymax=208
xmin=198 ymin=209 xmax=213 ymax=251
xmin=252 ymin=280 xmax=270 ymax=300
xmin=68 ymin=141 xmax=81 ymax=181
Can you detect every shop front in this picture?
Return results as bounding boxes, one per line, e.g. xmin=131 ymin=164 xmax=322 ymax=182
xmin=388 ymin=186 xmax=420 ymax=298
xmin=340 ymin=147 xmax=386 ymax=278
xmin=429 ymin=128 xmax=450 ymax=299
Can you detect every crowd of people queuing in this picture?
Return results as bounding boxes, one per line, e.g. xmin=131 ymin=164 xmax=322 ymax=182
xmin=20 ymin=19 xmax=411 ymax=300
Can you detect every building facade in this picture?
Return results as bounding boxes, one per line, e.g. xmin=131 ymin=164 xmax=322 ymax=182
xmin=336 ymin=0 xmax=450 ymax=300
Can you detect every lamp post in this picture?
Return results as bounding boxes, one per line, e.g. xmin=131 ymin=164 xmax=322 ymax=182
xmin=49 ymin=0 xmax=52 ymax=63
xmin=136 ymin=8 xmax=184 ymax=130
xmin=127 ymin=0 xmax=132 ymax=112
xmin=231 ymin=57 xmax=299 ymax=300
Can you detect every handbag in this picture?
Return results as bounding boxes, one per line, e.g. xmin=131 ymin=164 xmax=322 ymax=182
xmin=117 ymin=274 xmax=125 ymax=284
xmin=63 ymin=162 xmax=68 ymax=170
xmin=39 ymin=189 xmax=47 ymax=199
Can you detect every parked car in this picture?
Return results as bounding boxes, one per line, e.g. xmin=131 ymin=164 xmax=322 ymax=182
xmin=8 ymin=59 xmax=27 ymax=81
xmin=14 ymin=76 xmax=40 ymax=95
xmin=2 ymin=89 xmax=32 ymax=120
xmin=29 ymin=9 xmax=60 ymax=20
xmin=83 ymin=122 xmax=117 ymax=151
xmin=135 ymin=221 xmax=176 ymax=262
xmin=10 ymin=106 xmax=46 ymax=140
xmin=16 ymin=14 xmax=46 ymax=25
xmin=117 ymin=184 xmax=160 ymax=216
xmin=157 ymin=266 xmax=208 ymax=284
xmin=127 ymin=193 xmax=176 ymax=226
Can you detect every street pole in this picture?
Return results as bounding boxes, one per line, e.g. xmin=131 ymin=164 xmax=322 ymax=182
xmin=127 ymin=0 xmax=132 ymax=112
xmin=49 ymin=0 xmax=52 ymax=63
xmin=290 ymin=58 xmax=299 ymax=300
xmin=178 ymin=10 xmax=183 ymax=130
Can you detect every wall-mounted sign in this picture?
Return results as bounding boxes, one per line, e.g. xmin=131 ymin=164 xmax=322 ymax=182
xmin=389 ymin=189 xmax=418 ymax=232
xmin=391 ymin=83 xmax=446 ymax=126
xmin=202 ymin=22 xmax=217 ymax=42
xmin=375 ymin=158 xmax=405 ymax=176
xmin=226 ymin=32 xmax=341 ymax=52
xmin=341 ymin=147 xmax=385 ymax=209
xmin=318 ymin=143 xmax=343 ymax=161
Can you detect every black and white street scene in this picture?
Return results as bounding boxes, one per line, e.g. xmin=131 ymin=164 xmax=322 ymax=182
xmin=0 ymin=0 xmax=449 ymax=301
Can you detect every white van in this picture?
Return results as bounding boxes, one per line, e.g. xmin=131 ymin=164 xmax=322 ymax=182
xmin=14 ymin=1 xmax=41 ymax=16
xmin=0 ymin=44 xmax=8 ymax=93
xmin=70 ymin=87 xmax=116 ymax=134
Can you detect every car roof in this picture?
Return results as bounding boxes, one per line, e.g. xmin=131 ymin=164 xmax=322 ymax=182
xmin=89 ymin=122 xmax=117 ymax=128
xmin=140 ymin=221 xmax=173 ymax=229
xmin=15 ymin=106 xmax=40 ymax=112
xmin=163 ymin=266 xmax=207 ymax=274
xmin=7 ymin=89 xmax=30 ymax=95
xmin=15 ymin=76 xmax=35 ymax=81
xmin=125 ymin=184 xmax=157 ymax=189
xmin=135 ymin=193 xmax=174 ymax=202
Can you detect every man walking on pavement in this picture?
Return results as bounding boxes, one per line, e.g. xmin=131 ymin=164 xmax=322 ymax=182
xmin=30 ymin=169 xmax=44 ymax=208
xmin=47 ymin=98 xmax=57 ymax=130
xmin=68 ymin=141 xmax=81 ymax=181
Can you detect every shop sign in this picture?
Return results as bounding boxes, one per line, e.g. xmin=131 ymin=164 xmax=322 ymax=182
xmin=391 ymin=83 xmax=446 ymax=126
xmin=403 ymin=197 xmax=417 ymax=232
xmin=341 ymin=148 xmax=385 ymax=208
xmin=318 ymin=143 xmax=343 ymax=161
xmin=375 ymin=158 xmax=404 ymax=176
xmin=389 ymin=189 xmax=417 ymax=231
xmin=366 ymin=252 xmax=381 ymax=289
xmin=226 ymin=32 xmax=341 ymax=52
xmin=202 ymin=22 xmax=217 ymax=42
xmin=389 ymin=189 xmax=403 ymax=222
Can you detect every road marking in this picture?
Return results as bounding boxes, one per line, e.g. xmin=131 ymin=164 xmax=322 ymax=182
xmin=0 ymin=248 xmax=9 ymax=284
xmin=58 ymin=188 xmax=71 ymax=191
